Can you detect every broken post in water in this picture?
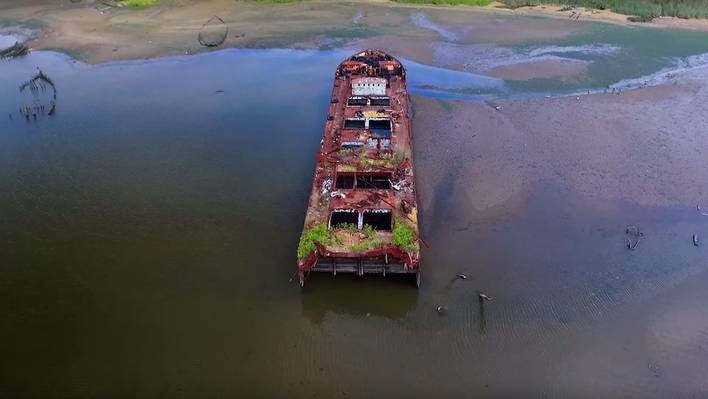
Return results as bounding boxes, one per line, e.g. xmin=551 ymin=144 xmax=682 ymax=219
xmin=297 ymin=49 xmax=421 ymax=287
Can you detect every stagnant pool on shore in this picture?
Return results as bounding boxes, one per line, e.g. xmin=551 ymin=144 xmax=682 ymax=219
xmin=2 ymin=22 xmax=708 ymax=397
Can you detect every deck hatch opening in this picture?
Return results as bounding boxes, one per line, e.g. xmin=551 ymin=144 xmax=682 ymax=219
xmin=356 ymin=173 xmax=391 ymax=189
xmin=363 ymin=209 xmax=392 ymax=231
xmin=341 ymin=141 xmax=364 ymax=150
xmin=370 ymin=97 xmax=390 ymax=106
xmin=330 ymin=209 xmax=359 ymax=228
xmin=348 ymin=97 xmax=368 ymax=106
xmin=344 ymin=118 xmax=366 ymax=129
xmin=335 ymin=174 xmax=355 ymax=189
xmin=369 ymin=118 xmax=392 ymax=138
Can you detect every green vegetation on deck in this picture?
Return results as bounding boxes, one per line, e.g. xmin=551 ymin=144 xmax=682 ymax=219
xmin=393 ymin=222 xmax=420 ymax=253
xmin=350 ymin=225 xmax=384 ymax=253
xmin=298 ymin=223 xmax=330 ymax=259
xmin=298 ymin=222 xmax=419 ymax=259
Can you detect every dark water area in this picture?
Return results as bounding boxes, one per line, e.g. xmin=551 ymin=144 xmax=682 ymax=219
xmin=2 ymin=45 xmax=708 ymax=398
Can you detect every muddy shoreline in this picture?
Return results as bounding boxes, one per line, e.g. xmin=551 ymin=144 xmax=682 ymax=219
xmin=2 ymin=0 xmax=708 ymax=65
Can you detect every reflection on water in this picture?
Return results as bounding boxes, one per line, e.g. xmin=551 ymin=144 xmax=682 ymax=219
xmin=301 ymin=274 xmax=418 ymax=323
xmin=406 ymin=58 xmax=507 ymax=99
xmin=1 ymin=42 xmax=708 ymax=397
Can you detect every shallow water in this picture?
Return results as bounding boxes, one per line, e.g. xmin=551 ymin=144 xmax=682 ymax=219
xmin=2 ymin=27 xmax=708 ymax=398
xmin=0 ymin=35 xmax=16 ymax=49
xmin=431 ymin=22 xmax=708 ymax=94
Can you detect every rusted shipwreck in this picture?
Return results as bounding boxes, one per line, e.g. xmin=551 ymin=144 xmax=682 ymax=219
xmin=297 ymin=49 xmax=421 ymax=287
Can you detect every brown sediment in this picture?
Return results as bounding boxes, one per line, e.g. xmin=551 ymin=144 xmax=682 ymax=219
xmin=412 ymin=69 xmax=708 ymax=214
xmin=297 ymin=49 xmax=420 ymax=286
xmin=484 ymin=58 xmax=591 ymax=81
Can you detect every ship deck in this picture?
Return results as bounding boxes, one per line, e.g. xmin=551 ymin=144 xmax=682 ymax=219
xmin=297 ymin=49 xmax=421 ymax=287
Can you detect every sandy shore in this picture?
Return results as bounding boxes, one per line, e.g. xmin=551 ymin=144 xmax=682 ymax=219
xmin=485 ymin=58 xmax=590 ymax=80
xmin=483 ymin=1 xmax=708 ymax=31
xmin=1 ymin=0 xmax=708 ymax=64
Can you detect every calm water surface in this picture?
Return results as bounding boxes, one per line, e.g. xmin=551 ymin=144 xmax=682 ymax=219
xmin=2 ymin=28 xmax=708 ymax=398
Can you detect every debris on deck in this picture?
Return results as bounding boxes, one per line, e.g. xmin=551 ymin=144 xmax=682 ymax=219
xmin=297 ymin=49 xmax=421 ymax=287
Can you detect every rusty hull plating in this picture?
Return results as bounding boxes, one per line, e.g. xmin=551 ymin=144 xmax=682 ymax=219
xmin=297 ymin=49 xmax=421 ymax=287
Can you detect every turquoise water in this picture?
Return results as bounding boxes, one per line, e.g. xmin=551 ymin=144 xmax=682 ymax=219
xmin=505 ymin=23 xmax=708 ymax=92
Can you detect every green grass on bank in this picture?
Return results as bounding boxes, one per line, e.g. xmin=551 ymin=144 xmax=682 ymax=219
xmin=394 ymin=0 xmax=708 ymax=18
xmin=120 ymin=0 xmax=707 ymax=18
xmin=124 ymin=0 xmax=158 ymax=8
xmin=246 ymin=0 xmax=304 ymax=3
xmin=393 ymin=0 xmax=491 ymax=5
xmin=499 ymin=0 xmax=708 ymax=18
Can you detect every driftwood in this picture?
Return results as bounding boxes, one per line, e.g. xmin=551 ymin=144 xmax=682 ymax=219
xmin=198 ymin=16 xmax=228 ymax=47
xmin=17 ymin=68 xmax=57 ymax=121
xmin=98 ymin=0 xmax=123 ymax=7
xmin=0 ymin=42 xmax=29 ymax=59
xmin=625 ymin=225 xmax=644 ymax=250
xmin=628 ymin=15 xmax=655 ymax=23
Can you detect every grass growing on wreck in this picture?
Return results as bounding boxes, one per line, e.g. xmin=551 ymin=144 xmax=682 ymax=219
xmin=297 ymin=222 xmax=330 ymax=258
xmin=358 ymin=149 xmax=394 ymax=170
xmin=330 ymin=224 xmax=384 ymax=253
xmin=351 ymin=225 xmax=384 ymax=253
xmin=393 ymin=222 xmax=419 ymax=253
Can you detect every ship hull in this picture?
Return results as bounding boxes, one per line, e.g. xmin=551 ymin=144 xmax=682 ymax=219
xmin=297 ymin=49 xmax=421 ymax=287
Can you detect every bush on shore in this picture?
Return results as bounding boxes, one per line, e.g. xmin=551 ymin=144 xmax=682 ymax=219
xmin=394 ymin=0 xmax=708 ymax=18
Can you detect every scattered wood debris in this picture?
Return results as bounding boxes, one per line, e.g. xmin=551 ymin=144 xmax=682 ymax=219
xmin=198 ymin=16 xmax=228 ymax=47
xmin=625 ymin=225 xmax=644 ymax=250
xmin=628 ymin=16 xmax=655 ymax=23
xmin=17 ymin=68 xmax=57 ymax=121
xmin=0 ymin=42 xmax=29 ymax=59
